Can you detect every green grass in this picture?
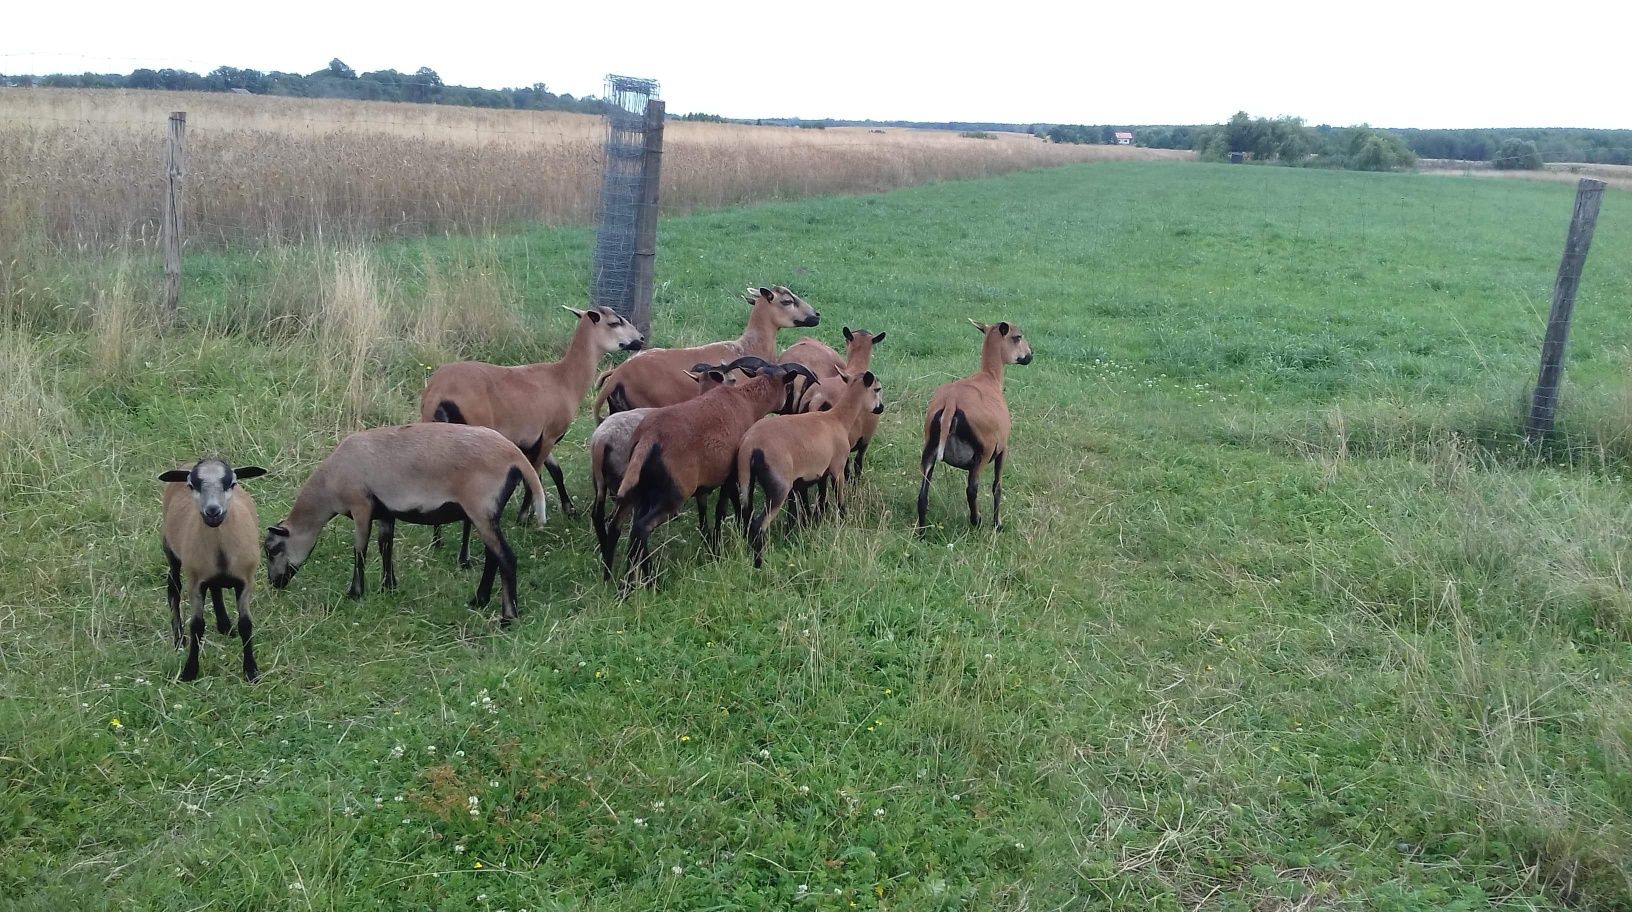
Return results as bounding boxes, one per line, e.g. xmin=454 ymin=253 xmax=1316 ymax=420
xmin=3 ymin=162 xmax=1632 ymax=910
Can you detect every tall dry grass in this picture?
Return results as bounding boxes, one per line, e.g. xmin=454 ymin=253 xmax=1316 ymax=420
xmin=0 ymin=329 xmax=74 ymax=495
xmin=0 ymin=88 xmax=1188 ymax=250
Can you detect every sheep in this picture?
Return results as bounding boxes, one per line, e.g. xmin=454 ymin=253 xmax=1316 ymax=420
xmin=736 ymin=370 xmax=883 ymax=568
xmin=420 ymin=305 xmax=644 ymax=564
xmin=795 ymin=327 xmax=888 ymax=478
xmin=591 ymin=286 xmax=819 ymax=419
xmin=602 ymin=358 xmax=816 ymax=588
xmin=916 ymin=320 xmax=1034 ymax=534
xmin=263 ymin=423 xmax=546 ymax=625
xmin=781 ymin=325 xmax=886 ymax=383
xmin=587 ymin=361 xmax=742 ymax=572
xmin=159 ymin=458 xmax=268 ymax=682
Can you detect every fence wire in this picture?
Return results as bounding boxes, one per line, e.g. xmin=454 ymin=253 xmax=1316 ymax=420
xmin=589 ymin=75 xmax=658 ymax=318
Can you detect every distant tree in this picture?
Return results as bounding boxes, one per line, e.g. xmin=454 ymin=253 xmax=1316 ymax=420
xmin=327 ymin=58 xmax=356 ymax=79
xmin=128 ymin=68 xmax=162 ymax=89
xmin=1493 ymin=137 xmax=1544 ymax=170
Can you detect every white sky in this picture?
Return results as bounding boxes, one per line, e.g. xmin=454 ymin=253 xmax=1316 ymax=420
xmin=6 ymin=0 xmax=1629 ymax=128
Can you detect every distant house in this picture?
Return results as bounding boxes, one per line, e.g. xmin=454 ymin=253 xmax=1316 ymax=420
xmin=1114 ymin=131 xmax=1133 ymax=145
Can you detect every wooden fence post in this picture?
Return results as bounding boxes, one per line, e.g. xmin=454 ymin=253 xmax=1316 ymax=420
xmin=161 ymin=111 xmax=186 ymax=319
xmin=1526 ymin=177 xmax=1606 ymax=439
xmin=629 ymin=99 xmax=665 ymax=335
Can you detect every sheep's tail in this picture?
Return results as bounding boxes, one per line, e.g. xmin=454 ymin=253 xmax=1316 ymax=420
xmin=518 ymin=458 xmax=548 ymax=527
xmin=592 ymin=369 xmax=617 ymax=422
xmin=934 ymin=406 xmax=955 ymax=464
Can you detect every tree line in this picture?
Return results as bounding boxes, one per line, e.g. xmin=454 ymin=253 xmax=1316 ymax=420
xmin=0 ymin=58 xmax=612 ymax=115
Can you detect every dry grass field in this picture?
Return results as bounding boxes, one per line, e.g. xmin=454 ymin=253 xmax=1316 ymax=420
xmin=0 ymin=88 xmax=1188 ymax=250
xmin=1418 ymin=158 xmax=1632 ymax=192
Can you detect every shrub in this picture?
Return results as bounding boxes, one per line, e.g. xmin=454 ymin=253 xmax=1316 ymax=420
xmin=1493 ymin=138 xmax=1544 ymax=170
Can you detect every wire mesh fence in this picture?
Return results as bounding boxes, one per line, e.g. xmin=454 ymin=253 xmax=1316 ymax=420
xmin=590 ymin=75 xmax=659 ymax=318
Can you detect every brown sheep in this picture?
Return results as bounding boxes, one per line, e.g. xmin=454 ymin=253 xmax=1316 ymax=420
xmin=160 ymin=458 xmax=268 ymax=682
xmin=795 ymin=327 xmax=888 ymax=478
xmin=736 ymin=370 xmax=882 ymax=567
xmin=591 ymin=286 xmax=819 ymax=419
xmin=587 ymin=362 xmax=742 ymax=573
xmin=603 ymin=359 xmax=816 ymax=588
xmin=264 ymin=423 xmax=546 ymax=625
xmin=916 ymin=320 xmax=1034 ymax=534
xmin=420 ymin=305 xmax=643 ymax=564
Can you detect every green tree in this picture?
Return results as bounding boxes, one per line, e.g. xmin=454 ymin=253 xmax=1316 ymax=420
xmin=1493 ymin=138 xmax=1543 ymax=170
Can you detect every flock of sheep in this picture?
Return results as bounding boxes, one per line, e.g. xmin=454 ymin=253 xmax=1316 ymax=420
xmin=159 ymin=285 xmax=1034 ymax=682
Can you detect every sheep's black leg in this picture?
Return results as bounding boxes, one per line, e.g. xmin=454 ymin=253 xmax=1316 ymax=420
xmin=966 ymin=462 xmax=984 ymax=528
xmin=348 ymin=506 xmax=373 ymax=599
xmin=470 ymin=515 xmax=518 ymax=624
xmin=236 ymin=583 xmax=258 ymax=682
xmin=544 ymin=455 xmax=575 ymax=517
xmin=917 ymin=410 xmax=941 ymax=536
xmin=603 ymin=499 xmax=633 ymax=582
xmin=750 ymin=478 xmax=790 ymax=570
xmin=627 ymin=500 xmax=678 ymax=592
xmin=848 ymin=438 xmax=869 ymax=481
xmin=715 ymin=480 xmax=739 ymax=540
xmin=991 ymin=450 xmax=1005 ymax=530
xmin=165 ymin=547 xmax=183 ymax=647
xmin=180 ymin=586 xmax=206 ymax=682
xmin=695 ymin=492 xmax=712 ymax=546
xmin=211 ymin=586 xmax=232 ymax=635
xmin=458 ymin=521 xmax=473 ymax=570
xmin=377 ymin=515 xmax=398 ymax=590
xmin=816 ymin=476 xmax=830 ymax=519
xmin=432 ymin=523 xmax=443 ymax=549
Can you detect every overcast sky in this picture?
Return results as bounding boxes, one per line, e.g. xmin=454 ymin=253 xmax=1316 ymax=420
xmin=6 ymin=0 xmax=1628 ymax=128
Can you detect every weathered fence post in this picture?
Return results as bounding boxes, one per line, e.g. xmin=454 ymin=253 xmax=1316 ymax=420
xmin=629 ymin=99 xmax=665 ymax=335
xmin=1526 ymin=177 xmax=1606 ymax=439
xmin=161 ymin=111 xmax=186 ymax=319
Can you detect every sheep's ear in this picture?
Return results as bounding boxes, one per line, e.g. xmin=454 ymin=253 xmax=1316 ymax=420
xmin=586 ymin=309 xmax=603 ymax=324
xmin=758 ymin=286 xmax=773 ymax=300
xmin=234 ymin=466 xmax=268 ymax=480
xmin=561 ymin=305 xmax=587 ymax=319
xmin=843 ymin=326 xmax=854 ymax=342
xmin=871 ymin=331 xmax=886 ymax=345
xmin=158 ymin=469 xmax=190 ymax=483
xmin=862 ymin=370 xmax=876 ymax=387
xmin=266 ymin=524 xmax=288 ymax=536
xmin=706 ymin=370 xmax=727 ymax=385
xmin=969 ymin=318 xmax=988 ymax=333
xmin=997 ymin=321 xmax=1011 ymax=336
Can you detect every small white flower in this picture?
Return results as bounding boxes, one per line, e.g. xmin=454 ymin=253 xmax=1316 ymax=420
xmin=952 ymin=794 xmax=961 ymax=801
xmin=652 ymin=800 xmax=665 ymax=811
xmin=798 ymin=785 xmax=810 ymax=795
xmin=671 ymin=865 xmax=684 ymax=875
xmin=796 ymin=884 xmax=809 ymax=895
xmin=467 ymin=796 xmax=480 ymax=817
xmin=873 ymin=808 xmax=885 ymax=818
xmin=389 ymin=744 xmax=405 ymax=760
xmin=634 ymin=817 xmax=647 ymax=827
xmin=455 ymin=750 xmax=466 ymax=758
xmin=757 ymin=749 xmax=771 ymax=760
xmin=454 ymin=844 xmax=467 ymax=854
xmin=288 ymin=882 xmax=305 ymax=892
xmin=476 ymin=894 xmax=487 ymax=903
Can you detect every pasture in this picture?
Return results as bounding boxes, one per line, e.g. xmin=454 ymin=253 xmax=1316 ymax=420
xmin=2 ymin=161 xmax=1632 ymax=910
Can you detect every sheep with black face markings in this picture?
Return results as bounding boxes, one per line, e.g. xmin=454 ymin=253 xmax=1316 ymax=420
xmin=160 ymin=458 xmax=268 ymax=682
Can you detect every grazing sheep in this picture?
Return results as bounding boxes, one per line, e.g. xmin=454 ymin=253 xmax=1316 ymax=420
xmin=264 ymin=424 xmax=546 ymax=625
xmin=421 ymin=305 xmax=644 ymax=564
xmin=603 ymin=358 xmax=816 ymax=588
xmin=736 ymin=370 xmax=882 ymax=567
xmin=160 ymin=459 xmax=268 ymax=682
xmin=917 ymin=320 xmax=1034 ymax=533
xmin=591 ymin=286 xmax=819 ymax=419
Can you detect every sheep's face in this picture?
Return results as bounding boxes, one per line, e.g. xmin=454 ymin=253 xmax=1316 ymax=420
xmin=973 ymin=320 xmax=1034 ymax=366
xmin=159 ymin=459 xmax=266 ymax=528
xmin=747 ymin=285 xmax=821 ymax=329
xmin=567 ymin=305 xmax=645 ymax=353
xmin=263 ymin=524 xmax=301 ymax=588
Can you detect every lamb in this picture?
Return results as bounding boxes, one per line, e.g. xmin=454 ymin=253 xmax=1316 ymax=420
xmin=263 ymin=423 xmax=546 ymax=625
xmin=795 ymin=327 xmax=889 ymax=478
xmin=591 ymin=286 xmax=819 ymax=419
xmin=160 ymin=458 xmax=268 ymax=682
xmin=586 ymin=361 xmax=741 ymax=572
xmin=916 ymin=320 xmax=1034 ymax=534
xmin=736 ymin=370 xmax=882 ymax=568
xmin=603 ymin=358 xmax=815 ymax=587
xmin=421 ymin=304 xmax=643 ymax=564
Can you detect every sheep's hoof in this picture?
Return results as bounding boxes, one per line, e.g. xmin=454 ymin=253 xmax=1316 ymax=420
xmin=243 ymin=664 xmax=260 ymax=683
xmin=180 ymin=665 xmax=200 ymax=683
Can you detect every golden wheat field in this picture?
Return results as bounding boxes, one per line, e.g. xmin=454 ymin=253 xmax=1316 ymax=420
xmin=0 ymin=88 xmax=1188 ymax=250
